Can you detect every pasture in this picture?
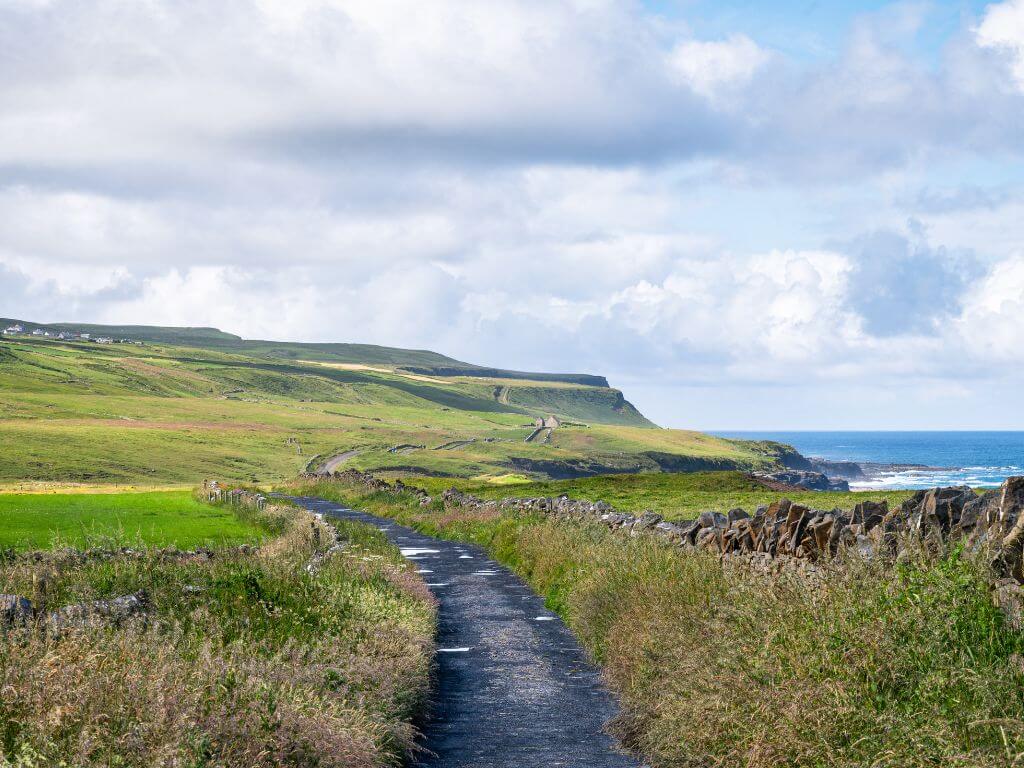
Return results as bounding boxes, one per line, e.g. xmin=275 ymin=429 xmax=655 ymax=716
xmin=0 ymin=490 xmax=264 ymax=549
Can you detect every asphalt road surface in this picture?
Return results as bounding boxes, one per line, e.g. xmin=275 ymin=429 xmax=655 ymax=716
xmin=316 ymin=450 xmax=361 ymax=474
xmin=290 ymin=495 xmax=641 ymax=768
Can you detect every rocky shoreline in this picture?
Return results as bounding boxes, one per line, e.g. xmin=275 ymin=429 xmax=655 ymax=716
xmin=812 ymin=458 xmax=950 ymax=481
xmin=758 ymin=454 xmax=958 ymax=492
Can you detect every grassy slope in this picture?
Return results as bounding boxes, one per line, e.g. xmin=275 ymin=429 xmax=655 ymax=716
xmin=0 ymin=495 xmax=436 ymax=767
xmin=1 ymin=318 xmax=606 ymax=385
xmin=0 ymin=335 xmax=776 ymax=484
xmin=0 ymin=491 xmax=264 ymax=549
xmin=295 ymin=477 xmax=1024 ymax=768
xmin=412 ymin=471 xmax=917 ymax=519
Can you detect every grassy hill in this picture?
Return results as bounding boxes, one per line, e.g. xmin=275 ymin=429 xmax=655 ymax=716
xmin=0 ymin=321 xmax=790 ymax=485
xmin=0 ymin=318 xmax=607 ymax=385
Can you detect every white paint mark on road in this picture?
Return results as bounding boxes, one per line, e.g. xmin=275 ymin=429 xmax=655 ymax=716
xmin=535 ymin=616 xmax=555 ymax=621
xmin=459 ymin=555 xmax=474 ymax=559
xmin=438 ymin=647 xmax=471 ymax=653
xmin=416 ymin=569 xmax=434 ymax=574
xmin=400 ymin=548 xmax=440 ymax=556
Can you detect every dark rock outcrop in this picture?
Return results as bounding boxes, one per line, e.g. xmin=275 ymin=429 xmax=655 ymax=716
xmin=754 ymin=470 xmax=850 ymax=492
xmin=809 ymin=459 xmax=867 ymax=480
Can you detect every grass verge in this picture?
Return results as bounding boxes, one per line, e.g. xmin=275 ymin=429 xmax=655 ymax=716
xmin=292 ymin=477 xmax=1024 ymax=768
xmin=0 ymin=492 xmax=436 ymax=767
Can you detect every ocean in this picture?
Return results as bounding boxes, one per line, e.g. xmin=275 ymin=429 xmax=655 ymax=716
xmin=713 ymin=431 xmax=1024 ymax=490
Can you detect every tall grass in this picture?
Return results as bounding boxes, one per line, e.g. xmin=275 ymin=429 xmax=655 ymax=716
xmin=0 ymin=495 xmax=436 ymax=767
xmin=299 ymin=479 xmax=1024 ymax=768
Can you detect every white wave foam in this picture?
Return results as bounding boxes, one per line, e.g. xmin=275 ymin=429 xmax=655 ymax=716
xmin=850 ymin=465 xmax=1013 ymax=490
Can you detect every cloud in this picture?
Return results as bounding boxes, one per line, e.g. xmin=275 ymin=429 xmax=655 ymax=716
xmin=667 ymin=35 xmax=769 ymax=100
xmin=837 ymin=229 xmax=981 ymax=337
xmin=3 ymin=0 xmax=1024 ymax=427
xmin=0 ymin=0 xmax=730 ymax=174
xmin=907 ymin=185 xmax=1011 ymax=214
xmin=3 ymin=0 xmax=1023 ymax=185
xmin=977 ymin=0 xmax=1024 ymax=86
xmin=956 ymin=253 xmax=1024 ymax=363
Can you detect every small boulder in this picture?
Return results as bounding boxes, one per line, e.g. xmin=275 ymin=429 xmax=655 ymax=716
xmin=852 ymin=500 xmax=888 ymax=530
xmin=1 ymin=594 xmax=33 ymax=627
xmin=630 ymin=512 xmax=664 ymax=536
xmin=727 ymin=508 xmax=750 ymax=525
xmin=634 ymin=511 xmax=663 ymax=529
xmin=959 ymin=491 xmax=999 ymax=532
xmin=1001 ymin=476 xmax=1024 ymax=524
xmin=994 ymin=578 xmax=1024 ymax=631
xmin=47 ymin=589 xmax=150 ymax=632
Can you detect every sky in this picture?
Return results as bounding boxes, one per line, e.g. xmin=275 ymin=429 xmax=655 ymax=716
xmin=3 ymin=0 xmax=1024 ymax=430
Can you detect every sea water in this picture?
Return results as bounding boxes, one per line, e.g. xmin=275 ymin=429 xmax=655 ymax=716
xmin=713 ymin=431 xmax=1024 ymax=490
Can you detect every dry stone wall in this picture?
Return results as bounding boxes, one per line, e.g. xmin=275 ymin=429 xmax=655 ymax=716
xmin=2 ymin=483 xmax=273 ymax=633
xmin=311 ymin=470 xmax=1024 ymax=623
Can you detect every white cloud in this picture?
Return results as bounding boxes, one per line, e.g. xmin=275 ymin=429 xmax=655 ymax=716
xmin=667 ymin=35 xmax=768 ymax=99
xmin=956 ymin=253 xmax=1024 ymax=362
xmin=977 ymin=0 xmax=1024 ymax=87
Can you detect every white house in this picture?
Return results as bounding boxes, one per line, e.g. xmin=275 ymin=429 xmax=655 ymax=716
xmin=4 ymin=324 xmax=24 ymax=334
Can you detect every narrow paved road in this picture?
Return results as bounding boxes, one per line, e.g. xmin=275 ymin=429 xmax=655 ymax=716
xmin=290 ymin=496 xmax=641 ymax=768
xmin=317 ymin=449 xmax=360 ymax=475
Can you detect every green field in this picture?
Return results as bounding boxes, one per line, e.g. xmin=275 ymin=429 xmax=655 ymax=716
xmin=410 ymin=470 xmax=917 ymax=519
xmin=0 ymin=491 xmax=435 ymax=767
xmin=0 ymin=491 xmax=264 ymax=549
xmin=0 ymin=326 xmax=792 ymax=485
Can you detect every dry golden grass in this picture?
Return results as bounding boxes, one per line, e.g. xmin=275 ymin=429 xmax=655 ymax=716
xmin=0 ymin=497 xmax=436 ymax=767
xmin=512 ymin=523 xmax=1024 ymax=767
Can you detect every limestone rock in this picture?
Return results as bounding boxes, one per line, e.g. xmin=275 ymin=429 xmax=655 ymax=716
xmin=1 ymin=594 xmax=34 ymax=627
xmin=47 ymin=589 xmax=150 ymax=632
